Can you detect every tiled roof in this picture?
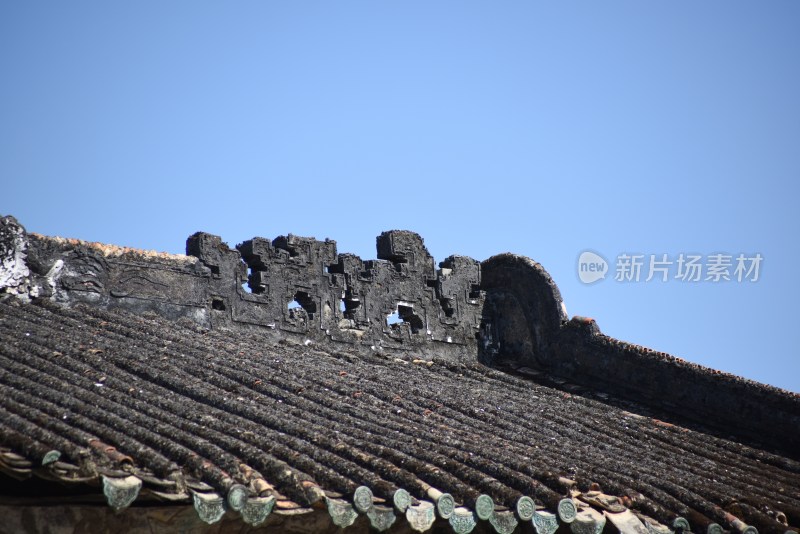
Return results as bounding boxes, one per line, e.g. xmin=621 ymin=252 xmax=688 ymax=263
xmin=1 ymin=298 xmax=798 ymax=534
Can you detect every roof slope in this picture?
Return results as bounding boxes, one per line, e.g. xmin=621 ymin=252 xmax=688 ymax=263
xmin=2 ymin=299 xmax=798 ymax=534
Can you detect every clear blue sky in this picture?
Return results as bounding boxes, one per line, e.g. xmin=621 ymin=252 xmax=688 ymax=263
xmin=2 ymin=2 xmax=798 ymax=392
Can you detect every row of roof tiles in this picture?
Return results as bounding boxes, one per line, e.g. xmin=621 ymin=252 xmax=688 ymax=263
xmin=0 ymin=299 xmax=798 ymax=533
